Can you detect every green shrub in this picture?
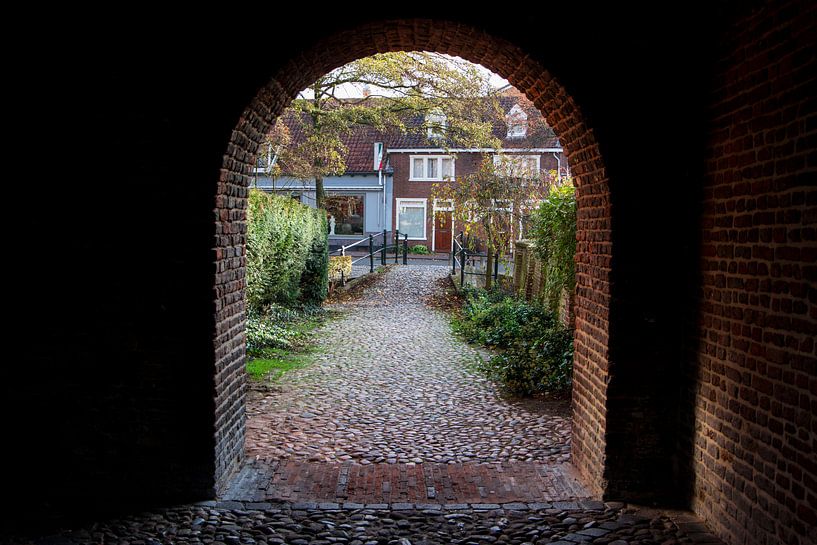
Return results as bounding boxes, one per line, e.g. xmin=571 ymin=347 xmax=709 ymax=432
xmin=246 ymin=190 xmax=328 ymax=310
xmin=454 ymin=287 xmax=573 ymax=395
xmin=300 ymin=216 xmax=329 ymax=306
xmin=246 ymin=304 xmax=325 ymax=356
xmin=529 ymin=184 xmax=576 ymax=313
xmin=409 ymin=244 xmax=430 ymax=254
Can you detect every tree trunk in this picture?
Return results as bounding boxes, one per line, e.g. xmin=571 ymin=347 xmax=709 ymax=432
xmin=485 ymin=248 xmax=493 ymax=290
xmin=315 ymin=175 xmax=324 ymax=210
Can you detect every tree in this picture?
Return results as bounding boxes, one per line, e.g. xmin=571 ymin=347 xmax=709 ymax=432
xmin=260 ymin=52 xmax=503 ymax=209
xmin=433 ymin=157 xmax=565 ymax=289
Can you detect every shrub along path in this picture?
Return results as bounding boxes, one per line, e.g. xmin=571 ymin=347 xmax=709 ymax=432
xmin=238 ymin=265 xmax=579 ymax=504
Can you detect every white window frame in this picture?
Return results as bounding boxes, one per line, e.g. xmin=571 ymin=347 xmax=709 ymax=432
xmin=492 ymin=154 xmax=541 ymax=177
xmin=506 ymin=104 xmax=528 ymax=139
xmin=396 ymin=198 xmax=428 ymax=241
xmin=426 ymin=111 xmax=447 ymax=139
xmin=409 ymin=155 xmax=455 ymax=182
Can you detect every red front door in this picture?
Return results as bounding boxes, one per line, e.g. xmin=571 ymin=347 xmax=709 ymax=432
xmin=434 ymin=211 xmax=452 ymax=252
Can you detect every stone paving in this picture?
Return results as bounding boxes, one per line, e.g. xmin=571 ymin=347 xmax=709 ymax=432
xmin=246 ymin=265 xmax=571 ymax=467
xmin=22 ymin=501 xmax=725 ymax=545
xmin=243 ymin=265 xmax=574 ymax=504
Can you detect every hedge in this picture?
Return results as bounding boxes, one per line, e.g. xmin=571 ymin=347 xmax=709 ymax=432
xmin=246 ymin=190 xmax=328 ymax=310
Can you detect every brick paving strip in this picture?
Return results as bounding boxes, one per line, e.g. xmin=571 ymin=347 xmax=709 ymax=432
xmin=242 ymin=265 xmax=575 ymax=505
xmin=224 ymin=459 xmax=588 ymax=504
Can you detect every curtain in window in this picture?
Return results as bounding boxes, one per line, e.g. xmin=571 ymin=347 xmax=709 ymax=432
xmin=399 ymin=203 xmax=425 ymax=238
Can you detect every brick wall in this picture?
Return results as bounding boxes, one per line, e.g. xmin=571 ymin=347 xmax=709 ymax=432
xmin=689 ymin=2 xmax=817 ymax=544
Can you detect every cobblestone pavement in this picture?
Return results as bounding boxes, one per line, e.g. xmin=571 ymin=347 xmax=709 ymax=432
xmin=246 ymin=265 xmax=571 ymax=467
xmin=23 ymin=501 xmax=724 ymax=545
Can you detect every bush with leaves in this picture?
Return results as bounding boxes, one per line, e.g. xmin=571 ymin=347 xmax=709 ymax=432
xmin=246 ymin=304 xmax=325 ymax=356
xmin=409 ymin=244 xmax=430 ymax=255
xmin=454 ymin=287 xmax=573 ymax=395
xmin=246 ymin=190 xmax=328 ymax=310
xmin=529 ymin=184 xmax=576 ymax=313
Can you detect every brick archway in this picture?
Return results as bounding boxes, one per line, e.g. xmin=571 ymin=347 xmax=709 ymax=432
xmin=214 ymin=20 xmax=612 ymax=496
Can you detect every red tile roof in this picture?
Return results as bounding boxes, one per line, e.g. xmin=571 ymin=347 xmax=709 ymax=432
xmin=272 ymin=96 xmax=559 ymax=174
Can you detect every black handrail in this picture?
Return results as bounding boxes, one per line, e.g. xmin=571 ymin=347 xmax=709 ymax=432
xmin=451 ymin=231 xmax=514 ymax=285
xmin=330 ymin=230 xmax=387 ymax=256
xmin=330 ymin=229 xmax=412 ymax=279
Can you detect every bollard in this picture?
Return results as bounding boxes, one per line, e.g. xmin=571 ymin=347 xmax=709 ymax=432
xmin=403 ymin=233 xmax=408 ymax=265
xmin=369 ymin=234 xmax=374 ymax=273
xmin=381 ymin=229 xmax=387 ymax=266
xmin=460 ymin=247 xmax=466 ymax=287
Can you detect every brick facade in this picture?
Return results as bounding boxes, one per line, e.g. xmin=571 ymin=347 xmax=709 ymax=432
xmin=390 ymin=152 xmax=562 ymax=250
xmin=687 ymin=3 xmax=817 ymax=545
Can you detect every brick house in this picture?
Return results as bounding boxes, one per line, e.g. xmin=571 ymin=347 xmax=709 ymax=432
xmin=388 ymin=93 xmax=567 ymax=252
xmin=259 ymin=92 xmax=566 ymax=252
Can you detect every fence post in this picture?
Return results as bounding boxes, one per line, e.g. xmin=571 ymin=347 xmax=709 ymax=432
xmin=381 ymin=229 xmax=387 ymax=266
xmin=494 ymin=252 xmax=499 ymax=281
xmin=394 ymin=229 xmax=399 ymax=263
xmin=341 ymin=245 xmax=346 ymax=257
xmin=369 ymin=234 xmax=374 ymax=273
xmin=403 ymin=233 xmax=408 ymax=265
xmin=452 ymin=231 xmax=462 ymax=275
xmin=460 ymin=246 xmax=466 ymax=287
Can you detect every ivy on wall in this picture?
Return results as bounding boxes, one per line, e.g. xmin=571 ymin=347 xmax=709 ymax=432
xmin=530 ymin=184 xmax=576 ymax=313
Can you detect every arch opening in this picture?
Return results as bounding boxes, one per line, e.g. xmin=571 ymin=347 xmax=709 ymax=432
xmin=214 ymin=20 xmax=612 ymax=498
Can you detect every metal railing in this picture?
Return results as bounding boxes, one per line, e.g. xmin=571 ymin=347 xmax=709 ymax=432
xmin=330 ymin=230 xmax=410 ymax=283
xmin=451 ymin=231 xmax=506 ymax=287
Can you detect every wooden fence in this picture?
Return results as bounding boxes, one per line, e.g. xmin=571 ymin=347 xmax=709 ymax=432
xmin=512 ymin=240 xmax=575 ymax=329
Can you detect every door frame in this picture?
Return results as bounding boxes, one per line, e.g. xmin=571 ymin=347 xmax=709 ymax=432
xmin=432 ymin=199 xmax=454 ymax=253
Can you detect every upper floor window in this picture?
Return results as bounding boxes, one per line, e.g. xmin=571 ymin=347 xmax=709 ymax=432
xmin=506 ymin=104 xmax=528 ymax=139
xmin=410 ymin=155 xmax=455 ymax=181
xmin=255 ymin=143 xmax=273 ymax=171
xmin=493 ymin=154 xmax=540 ymax=178
xmin=426 ymin=110 xmax=447 ymax=140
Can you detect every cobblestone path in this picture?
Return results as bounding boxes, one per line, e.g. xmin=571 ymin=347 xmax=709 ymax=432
xmin=25 ymin=501 xmax=724 ymax=545
xmin=241 ymin=265 xmax=577 ymax=504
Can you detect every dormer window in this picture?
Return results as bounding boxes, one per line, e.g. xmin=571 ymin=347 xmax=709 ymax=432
xmin=426 ymin=110 xmax=447 ymax=140
xmin=506 ymin=104 xmax=528 ymax=139
xmin=255 ymin=143 xmax=274 ymax=172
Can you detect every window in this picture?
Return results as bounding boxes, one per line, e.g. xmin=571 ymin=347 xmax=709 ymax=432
xmin=493 ymin=154 xmax=540 ymax=178
xmin=506 ymin=104 xmax=528 ymax=139
xmin=325 ymin=194 xmax=365 ymax=236
xmin=396 ymin=198 xmax=427 ymax=240
xmin=426 ymin=111 xmax=447 ymax=139
xmin=255 ymin=143 xmax=273 ymax=171
xmin=410 ymin=155 xmax=455 ymax=181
